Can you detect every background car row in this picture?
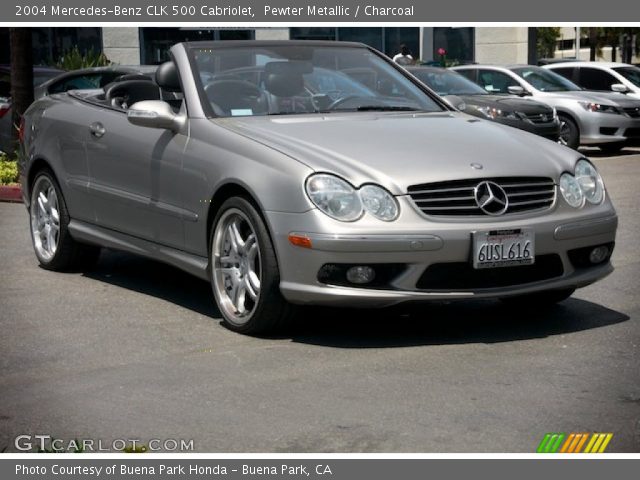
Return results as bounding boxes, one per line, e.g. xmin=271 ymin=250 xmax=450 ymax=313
xmin=450 ymin=63 xmax=640 ymax=152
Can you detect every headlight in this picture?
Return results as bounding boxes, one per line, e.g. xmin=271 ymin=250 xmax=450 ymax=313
xmin=578 ymin=102 xmax=621 ymax=114
xmin=359 ymin=185 xmax=399 ymax=221
xmin=305 ymin=174 xmax=400 ymax=222
xmin=575 ymin=159 xmax=605 ymax=204
xmin=472 ymin=105 xmax=518 ymax=120
xmin=306 ymin=174 xmax=363 ymax=221
xmin=559 ymin=173 xmax=584 ymax=208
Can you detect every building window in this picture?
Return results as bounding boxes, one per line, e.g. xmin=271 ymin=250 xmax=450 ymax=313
xmin=290 ymin=27 xmax=337 ymax=41
xmin=140 ymin=28 xmax=254 ymax=64
xmin=290 ymin=27 xmax=419 ymax=58
xmin=433 ymin=27 xmax=474 ymax=64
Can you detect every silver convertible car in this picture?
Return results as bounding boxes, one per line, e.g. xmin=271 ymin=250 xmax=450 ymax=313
xmin=20 ymin=41 xmax=618 ymax=335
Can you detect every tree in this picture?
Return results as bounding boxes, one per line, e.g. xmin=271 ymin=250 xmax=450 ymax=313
xmin=588 ymin=27 xmax=598 ymax=61
xmin=536 ymin=27 xmax=561 ymax=59
xmin=9 ymin=28 xmax=33 ymax=152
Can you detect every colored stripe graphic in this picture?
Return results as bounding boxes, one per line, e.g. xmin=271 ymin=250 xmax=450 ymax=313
xmin=538 ymin=433 xmax=613 ymax=453
xmin=537 ymin=433 xmax=565 ymax=453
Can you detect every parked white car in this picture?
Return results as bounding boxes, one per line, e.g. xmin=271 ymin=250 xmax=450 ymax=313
xmin=544 ymin=62 xmax=640 ymax=100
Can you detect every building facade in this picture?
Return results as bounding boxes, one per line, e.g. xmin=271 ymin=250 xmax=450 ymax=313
xmin=2 ymin=27 xmax=634 ymax=67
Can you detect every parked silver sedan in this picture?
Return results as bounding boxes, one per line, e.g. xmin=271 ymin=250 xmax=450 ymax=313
xmin=452 ymin=64 xmax=640 ymax=152
xmin=20 ymin=41 xmax=617 ymax=335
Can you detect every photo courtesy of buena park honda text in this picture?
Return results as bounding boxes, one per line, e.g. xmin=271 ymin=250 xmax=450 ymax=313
xmin=0 ymin=0 xmax=638 ymax=478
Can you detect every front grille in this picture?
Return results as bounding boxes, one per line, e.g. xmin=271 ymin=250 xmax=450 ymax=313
xmin=416 ymin=254 xmax=564 ymax=290
xmin=623 ymin=107 xmax=640 ymax=118
xmin=407 ymin=177 xmax=556 ymax=217
xmin=521 ymin=112 xmax=554 ymax=124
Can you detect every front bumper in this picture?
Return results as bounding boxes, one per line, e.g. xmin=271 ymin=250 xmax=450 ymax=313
xmin=577 ymin=111 xmax=640 ymax=145
xmin=266 ymin=197 xmax=617 ymax=307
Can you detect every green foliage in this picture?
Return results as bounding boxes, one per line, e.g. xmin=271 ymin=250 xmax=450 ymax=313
xmin=537 ymin=27 xmax=561 ymax=59
xmin=122 ymin=444 xmax=148 ymax=453
xmin=54 ymin=46 xmax=112 ymax=70
xmin=0 ymin=156 xmax=18 ymax=185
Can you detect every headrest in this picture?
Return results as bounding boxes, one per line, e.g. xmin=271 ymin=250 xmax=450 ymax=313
xmin=264 ymin=62 xmax=311 ymax=97
xmin=155 ymin=61 xmax=181 ymax=92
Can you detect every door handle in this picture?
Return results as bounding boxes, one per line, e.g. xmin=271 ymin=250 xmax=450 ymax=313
xmin=89 ymin=122 xmax=106 ymax=138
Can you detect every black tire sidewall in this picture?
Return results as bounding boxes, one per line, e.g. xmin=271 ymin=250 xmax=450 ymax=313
xmin=559 ymin=115 xmax=579 ymax=150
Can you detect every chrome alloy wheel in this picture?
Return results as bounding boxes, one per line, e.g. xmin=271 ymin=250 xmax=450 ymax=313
xmin=212 ymin=208 xmax=262 ymax=324
xmin=558 ymin=120 xmax=570 ymax=146
xmin=30 ymin=176 xmax=60 ymax=262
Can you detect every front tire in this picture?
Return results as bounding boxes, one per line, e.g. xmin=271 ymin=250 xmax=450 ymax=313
xmin=29 ymin=169 xmax=100 ymax=271
xmin=500 ymin=288 xmax=575 ymax=307
xmin=558 ymin=115 xmax=580 ymax=150
xmin=209 ymin=196 xmax=293 ymax=335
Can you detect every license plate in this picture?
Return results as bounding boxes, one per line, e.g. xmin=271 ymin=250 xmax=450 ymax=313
xmin=473 ymin=229 xmax=535 ymax=269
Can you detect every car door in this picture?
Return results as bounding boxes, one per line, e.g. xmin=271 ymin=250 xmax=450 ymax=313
xmin=85 ymin=104 xmax=187 ymax=249
xmin=577 ymin=67 xmax=620 ymax=92
xmin=477 ymin=69 xmax=521 ymax=94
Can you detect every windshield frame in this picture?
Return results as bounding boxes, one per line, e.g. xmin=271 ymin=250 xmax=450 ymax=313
xmin=186 ymin=41 xmax=452 ymax=118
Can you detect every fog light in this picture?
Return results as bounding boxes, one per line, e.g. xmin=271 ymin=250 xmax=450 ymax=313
xmin=346 ymin=266 xmax=376 ymax=284
xmin=589 ymin=246 xmax=609 ymax=264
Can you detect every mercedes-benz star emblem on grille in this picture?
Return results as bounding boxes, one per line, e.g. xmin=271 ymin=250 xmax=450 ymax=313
xmin=474 ymin=181 xmax=509 ymax=215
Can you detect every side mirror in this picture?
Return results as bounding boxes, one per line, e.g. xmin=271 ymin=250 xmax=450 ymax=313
xmin=507 ymin=85 xmax=527 ymax=96
xmin=443 ymin=94 xmax=466 ymax=111
xmin=611 ymin=83 xmax=630 ymax=93
xmin=127 ymin=100 xmax=184 ymax=131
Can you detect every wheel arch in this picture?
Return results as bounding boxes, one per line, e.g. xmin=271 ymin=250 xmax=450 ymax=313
xmin=205 ymin=182 xmax=280 ymax=264
xmin=25 ymin=156 xmax=57 ymax=208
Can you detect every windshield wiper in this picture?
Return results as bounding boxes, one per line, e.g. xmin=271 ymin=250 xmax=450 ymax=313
xmin=355 ymin=105 xmax=423 ymax=111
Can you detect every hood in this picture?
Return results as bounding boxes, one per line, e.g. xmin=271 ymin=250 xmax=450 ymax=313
xmin=459 ymin=94 xmax=553 ymax=113
xmin=538 ymin=89 xmax=640 ymax=107
xmin=216 ymin=112 xmax=578 ymax=195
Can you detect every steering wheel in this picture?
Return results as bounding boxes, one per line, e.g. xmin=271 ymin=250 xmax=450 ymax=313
xmin=204 ymin=79 xmax=266 ymax=116
xmin=325 ymin=95 xmax=362 ymax=110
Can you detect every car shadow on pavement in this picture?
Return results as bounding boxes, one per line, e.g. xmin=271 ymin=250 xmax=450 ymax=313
xmin=579 ymin=147 xmax=640 ymax=158
xmin=287 ymin=300 xmax=629 ymax=348
xmin=82 ymin=249 xmax=219 ymax=318
xmin=83 ymin=249 xmax=629 ymax=348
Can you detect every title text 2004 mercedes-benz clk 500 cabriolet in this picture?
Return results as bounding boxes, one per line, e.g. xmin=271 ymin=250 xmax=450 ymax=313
xmin=20 ymin=41 xmax=618 ymax=334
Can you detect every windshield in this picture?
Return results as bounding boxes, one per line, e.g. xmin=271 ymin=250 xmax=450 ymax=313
xmin=613 ymin=66 xmax=640 ymax=88
xmin=511 ymin=66 xmax=581 ymax=92
xmin=409 ymin=68 xmax=488 ymax=96
xmin=189 ymin=44 xmax=444 ymax=117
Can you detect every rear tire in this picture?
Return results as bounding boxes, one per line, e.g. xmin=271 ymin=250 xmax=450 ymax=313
xmin=500 ymin=288 xmax=575 ymax=307
xmin=29 ymin=169 xmax=101 ymax=271
xmin=209 ymin=196 xmax=293 ymax=335
xmin=558 ymin=115 xmax=580 ymax=150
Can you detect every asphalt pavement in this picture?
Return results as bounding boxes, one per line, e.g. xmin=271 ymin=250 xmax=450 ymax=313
xmin=0 ymin=149 xmax=639 ymax=453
